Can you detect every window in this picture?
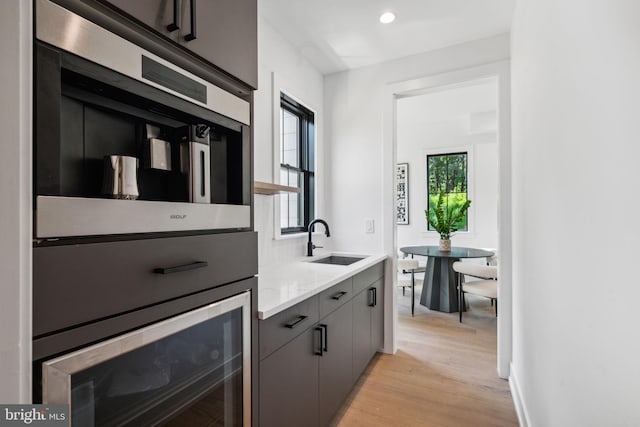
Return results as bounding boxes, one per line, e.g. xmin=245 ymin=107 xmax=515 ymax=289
xmin=280 ymin=93 xmax=315 ymax=233
xmin=426 ymin=152 xmax=469 ymax=231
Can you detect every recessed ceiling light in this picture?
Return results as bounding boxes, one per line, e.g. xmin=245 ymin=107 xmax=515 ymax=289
xmin=379 ymin=12 xmax=396 ymax=24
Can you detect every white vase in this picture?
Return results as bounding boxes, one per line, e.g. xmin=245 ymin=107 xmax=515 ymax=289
xmin=439 ymin=239 xmax=451 ymax=251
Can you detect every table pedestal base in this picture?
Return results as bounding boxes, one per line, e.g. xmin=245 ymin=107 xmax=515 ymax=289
xmin=420 ymin=257 xmax=459 ymax=313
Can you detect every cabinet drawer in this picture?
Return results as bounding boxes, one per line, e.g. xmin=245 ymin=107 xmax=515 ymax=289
xmin=33 ymin=231 xmax=257 ymax=337
xmin=353 ymin=262 xmax=384 ymax=294
xmin=318 ymin=278 xmax=353 ymax=318
xmin=259 ymin=297 xmax=319 ymax=360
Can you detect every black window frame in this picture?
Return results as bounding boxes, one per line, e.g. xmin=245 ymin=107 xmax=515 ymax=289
xmin=426 ymin=151 xmax=469 ymax=232
xmin=280 ymin=93 xmax=315 ymax=234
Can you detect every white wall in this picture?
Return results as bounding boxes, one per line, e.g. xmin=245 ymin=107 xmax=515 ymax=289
xmin=511 ymin=1 xmax=640 ymax=425
xmin=396 ymin=82 xmax=499 ymax=251
xmin=325 ymin=35 xmax=511 ymax=356
xmin=0 ymin=0 xmax=32 ymax=402
xmin=253 ymin=12 xmax=328 ymax=268
xmin=324 ymin=34 xmax=510 ymax=254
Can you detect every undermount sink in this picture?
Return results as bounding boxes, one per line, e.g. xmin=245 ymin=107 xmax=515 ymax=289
xmin=310 ymin=255 xmax=365 ymax=266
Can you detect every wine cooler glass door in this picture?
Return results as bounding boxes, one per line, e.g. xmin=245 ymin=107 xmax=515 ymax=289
xmin=42 ymin=291 xmax=251 ymax=427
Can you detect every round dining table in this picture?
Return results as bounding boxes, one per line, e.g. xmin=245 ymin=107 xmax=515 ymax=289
xmin=399 ymin=246 xmax=495 ymax=313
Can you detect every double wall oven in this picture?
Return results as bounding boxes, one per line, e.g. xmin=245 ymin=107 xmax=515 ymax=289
xmin=32 ymin=0 xmax=257 ymax=425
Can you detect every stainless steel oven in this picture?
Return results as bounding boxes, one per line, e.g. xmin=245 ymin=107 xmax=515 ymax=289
xmin=42 ymin=292 xmax=251 ymax=427
xmin=34 ymin=0 xmax=252 ymax=241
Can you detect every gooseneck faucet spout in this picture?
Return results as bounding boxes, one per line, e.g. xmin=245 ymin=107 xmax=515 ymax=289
xmin=307 ymin=219 xmax=331 ymax=256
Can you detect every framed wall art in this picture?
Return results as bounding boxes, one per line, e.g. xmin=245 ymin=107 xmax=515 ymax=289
xmin=396 ymin=163 xmax=409 ymax=225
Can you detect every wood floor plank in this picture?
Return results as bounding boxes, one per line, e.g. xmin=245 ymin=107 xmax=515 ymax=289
xmin=331 ymin=292 xmax=518 ymax=427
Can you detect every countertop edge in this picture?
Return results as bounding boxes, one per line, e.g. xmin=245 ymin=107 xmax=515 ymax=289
xmin=257 ymin=253 xmax=387 ymax=320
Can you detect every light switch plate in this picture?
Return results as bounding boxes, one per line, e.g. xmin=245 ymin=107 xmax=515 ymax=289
xmin=365 ymin=218 xmax=374 ymax=233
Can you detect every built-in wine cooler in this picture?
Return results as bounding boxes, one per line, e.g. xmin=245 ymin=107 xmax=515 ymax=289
xmin=41 ymin=292 xmax=251 ymax=427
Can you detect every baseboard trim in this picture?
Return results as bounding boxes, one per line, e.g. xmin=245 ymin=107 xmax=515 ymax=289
xmin=509 ymin=362 xmax=531 ymax=427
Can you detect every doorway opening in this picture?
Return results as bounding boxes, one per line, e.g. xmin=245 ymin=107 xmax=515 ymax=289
xmin=382 ymin=62 xmax=512 ymax=378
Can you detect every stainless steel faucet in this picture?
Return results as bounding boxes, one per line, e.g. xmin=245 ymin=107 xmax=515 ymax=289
xmin=307 ymin=219 xmax=331 ymax=256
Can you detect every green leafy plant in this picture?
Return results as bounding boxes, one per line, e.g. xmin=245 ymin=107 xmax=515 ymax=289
xmin=425 ymin=189 xmax=471 ymax=240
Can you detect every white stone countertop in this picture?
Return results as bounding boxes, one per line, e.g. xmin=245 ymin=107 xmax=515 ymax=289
xmin=257 ymin=252 xmax=388 ymax=320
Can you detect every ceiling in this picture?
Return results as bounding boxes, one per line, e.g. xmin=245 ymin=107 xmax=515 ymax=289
xmin=259 ymin=0 xmax=515 ymax=75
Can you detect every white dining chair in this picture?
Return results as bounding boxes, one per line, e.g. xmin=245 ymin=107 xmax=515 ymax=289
xmin=452 ymin=261 xmax=498 ymax=322
xmin=397 ymin=258 xmax=423 ymax=316
xmin=481 ymin=248 xmax=498 ymax=266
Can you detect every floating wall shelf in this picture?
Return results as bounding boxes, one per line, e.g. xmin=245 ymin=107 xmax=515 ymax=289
xmin=253 ymin=181 xmax=300 ymax=195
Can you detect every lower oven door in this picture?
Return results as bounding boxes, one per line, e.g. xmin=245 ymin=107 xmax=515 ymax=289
xmin=42 ymin=291 xmax=251 ymax=427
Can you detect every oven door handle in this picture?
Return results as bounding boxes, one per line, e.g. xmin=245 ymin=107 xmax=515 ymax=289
xmin=154 ymin=261 xmax=208 ymax=274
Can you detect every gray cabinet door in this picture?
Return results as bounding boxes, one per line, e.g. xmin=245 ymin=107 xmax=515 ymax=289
xmin=103 ymin=0 xmax=258 ymax=88
xmin=259 ymin=296 xmax=319 ymax=360
xmin=33 ymin=231 xmax=257 ymax=337
xmin=186 ymin=0 xmax=257 ymax=88
xmin=259 ymin=327 xmax=319 ymax=427
xmin=318 ymin=301 xmax=353 ymax=427
xmin=352 ymin=287 xmax=372 ymax=382
xmin=371 ymin=279 xmax=384 ymax=352
xmin=104 ymin=0 xmax=185 ymax=43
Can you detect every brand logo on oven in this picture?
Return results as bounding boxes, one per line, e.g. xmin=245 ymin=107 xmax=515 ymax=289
xmin=170 ymin=214 xmax=187 ymax=220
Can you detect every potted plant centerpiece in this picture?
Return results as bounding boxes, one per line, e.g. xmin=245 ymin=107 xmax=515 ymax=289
xmin=425 ymin=189 xmax=471 ymax=251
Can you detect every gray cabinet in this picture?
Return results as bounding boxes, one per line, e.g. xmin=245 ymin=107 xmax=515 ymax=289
xmin=352 ymin=285 xmax=374 ymax=381
xmin=353 ymin=269 xmax=385 ymax=381
xmin=259 ymin=327 xmax=319 ymax=427
xmin=371 ymin=279 xmax=385 ymax=351
xmin=258 ymin=261 xmax=385 ymax=427
xmin=318 ymin=301 xmax=354 ymax=427
xmin=34 ymin=231 xmax=258 ymax=337
xmin=259 ymin=296 xmax=318 ymax=360
xmin=102 ymin=0 xmax=258 ymax=88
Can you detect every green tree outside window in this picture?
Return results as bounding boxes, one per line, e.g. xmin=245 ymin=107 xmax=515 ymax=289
xmin=426 ymin=152 xmax=468 ymax=231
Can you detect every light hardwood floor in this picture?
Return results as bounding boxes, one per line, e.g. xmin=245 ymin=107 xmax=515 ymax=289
xmin=331 ymin=289 xmax=518 ymax=427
